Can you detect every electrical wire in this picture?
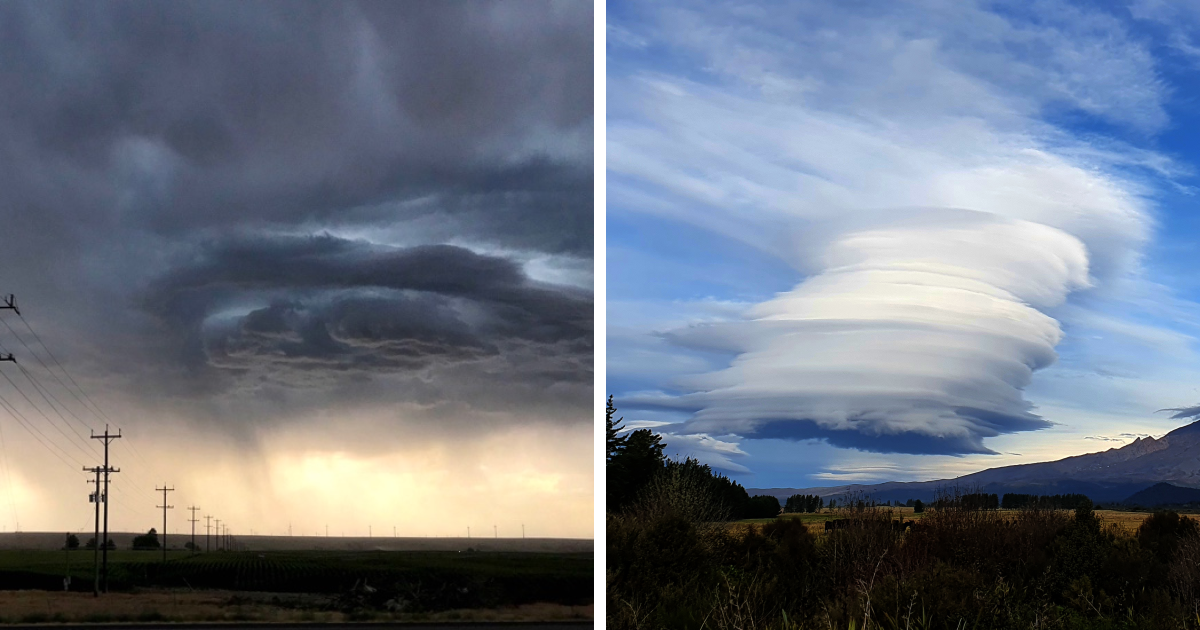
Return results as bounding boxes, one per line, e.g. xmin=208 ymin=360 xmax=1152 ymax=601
xmin=4 ymin=315 xmax=164 ymax=504
xmin=1 ymin=311 xmax=189 ymax=529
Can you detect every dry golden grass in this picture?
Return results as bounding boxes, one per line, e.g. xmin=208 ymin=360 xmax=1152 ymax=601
xmin=1095 ymin=509 xmax=1156 ymax=532
xmin=729 ymin=508 xmax=1157 ymax=537
xmin=0 ymin=590 xmax=593 ymax=624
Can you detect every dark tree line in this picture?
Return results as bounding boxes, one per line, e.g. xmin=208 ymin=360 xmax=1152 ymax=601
xmin=1001 ymin=493 xmax=1091 ymax=510
xmin=933 ymin=492 xmax=1000 ymax=511
xmin=785 ymin=493 xmax=824 ymax=513
xmin=606 ymin=397 xmax=779 ymax=519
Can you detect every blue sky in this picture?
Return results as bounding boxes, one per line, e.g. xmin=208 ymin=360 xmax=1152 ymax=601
xmin=607 ymin=0 xmax=1200 ymax=489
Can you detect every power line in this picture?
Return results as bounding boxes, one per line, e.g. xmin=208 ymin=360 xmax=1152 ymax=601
xmin=13 ymin=311 xmax=111 ymax=425
xmin=0 ymin=296 xmax=154 ymax=537
xmin=0 ymin=362 xmax=95 ymax=464
xmin=0 ymin=316 xmax=98 ymax=438
xmin=9 ymin=359 xmax=98 ymax=456
xmin=1 ymin=304 xmax=162 ymax=507
xmin=0 ymin=390 xmax=83 ymax=470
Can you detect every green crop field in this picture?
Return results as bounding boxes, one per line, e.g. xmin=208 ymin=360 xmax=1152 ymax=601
xmin=0 ymin=549 xmax=592 ymax=611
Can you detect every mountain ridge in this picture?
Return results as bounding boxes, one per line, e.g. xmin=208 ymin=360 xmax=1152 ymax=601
xmin=751 ymin=422 xmax=1200 ymax=504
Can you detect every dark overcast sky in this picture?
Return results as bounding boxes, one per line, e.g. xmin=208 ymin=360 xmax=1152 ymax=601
xmin=0 ymin=0 xmax=593 ymax=535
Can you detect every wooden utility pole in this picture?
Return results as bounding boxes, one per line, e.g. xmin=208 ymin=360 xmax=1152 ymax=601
xmin=83 ymin=466 xmax=103 ymax=596
xmin=155 ymin=485 xmax=174 ymax=563
xmin=90 ymin=426 xmax=120 ymax=592
xmin=214 ymin=519 xmax=221 ymax=551
xmin=204 ymin=515 xmax=211 ymax=552
xmin=0 ymin=296 xmax=17 ymax=364
xmin=187 ymin=506 xmax=200 ymax=554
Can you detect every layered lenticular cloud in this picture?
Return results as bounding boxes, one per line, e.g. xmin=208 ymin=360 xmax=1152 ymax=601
xmin=665 ymin=213 xmax=1090 ymax=454
xmin=609 ymin=1 xmax=1169 ymax=459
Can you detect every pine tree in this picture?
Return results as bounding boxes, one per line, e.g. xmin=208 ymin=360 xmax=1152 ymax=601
xmin=606 ymin=395 xmax=627 ymax=463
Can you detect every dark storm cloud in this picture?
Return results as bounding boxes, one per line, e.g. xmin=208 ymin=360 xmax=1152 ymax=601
xmin=0 ymin=0 xmax=592 ymax=430
xmin=143 ymin=234 xmax=591 ymax=374
xmin=0 ymin=0 xmax=591 ymax=245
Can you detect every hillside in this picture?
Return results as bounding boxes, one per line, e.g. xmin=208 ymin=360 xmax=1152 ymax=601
xmin=1123 ymin=482 xmax=1200 ymax=507
xmin=752 ymin=421 xmax=1200 ymax=504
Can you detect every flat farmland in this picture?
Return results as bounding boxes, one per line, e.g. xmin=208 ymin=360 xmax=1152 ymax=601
xmin=0 ymin=536 xmax=593 ymax=623
xmin=0 ymin=532 xmax=590 ymax=553
xmin=0 ymin=590 xmax=592 ymax=624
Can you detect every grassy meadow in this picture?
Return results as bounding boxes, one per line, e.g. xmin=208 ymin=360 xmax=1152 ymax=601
xmin=731 ymin=508 xmax=1155 ymax=535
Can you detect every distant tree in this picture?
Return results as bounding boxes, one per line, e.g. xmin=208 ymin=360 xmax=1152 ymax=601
xmin=746 ymin=495 xmax=781 ymax=519
xmin=706 ymin=468 xmax=752 ymax=519
xmin=961 ymin=493 xmax=1000 ymax=511
xmin=913 ymin=499 xmax=924 ymax=514
xmin=1002 ymin=493 xmax=1029 ymax=510
xmin=784 ymin=493 xmax=823 ymax=514
xmin=64 ymin=533 xmax=79 ymax=550
xmin=184 ymin=541 xmax=199 ymax=552
xmin=132 ymin=528 xmax=161 ymax=550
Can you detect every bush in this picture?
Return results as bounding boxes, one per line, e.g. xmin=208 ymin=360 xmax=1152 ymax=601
xmin=606 ymin=493 xmax=1200 ymax=629
xmin=607 ymin=512 xmax=717 ymax=630
xmin=1138 ymin=510 xmax=1199 ymax=564
xmin=626 ymin=459 xmax=731 ymax=524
